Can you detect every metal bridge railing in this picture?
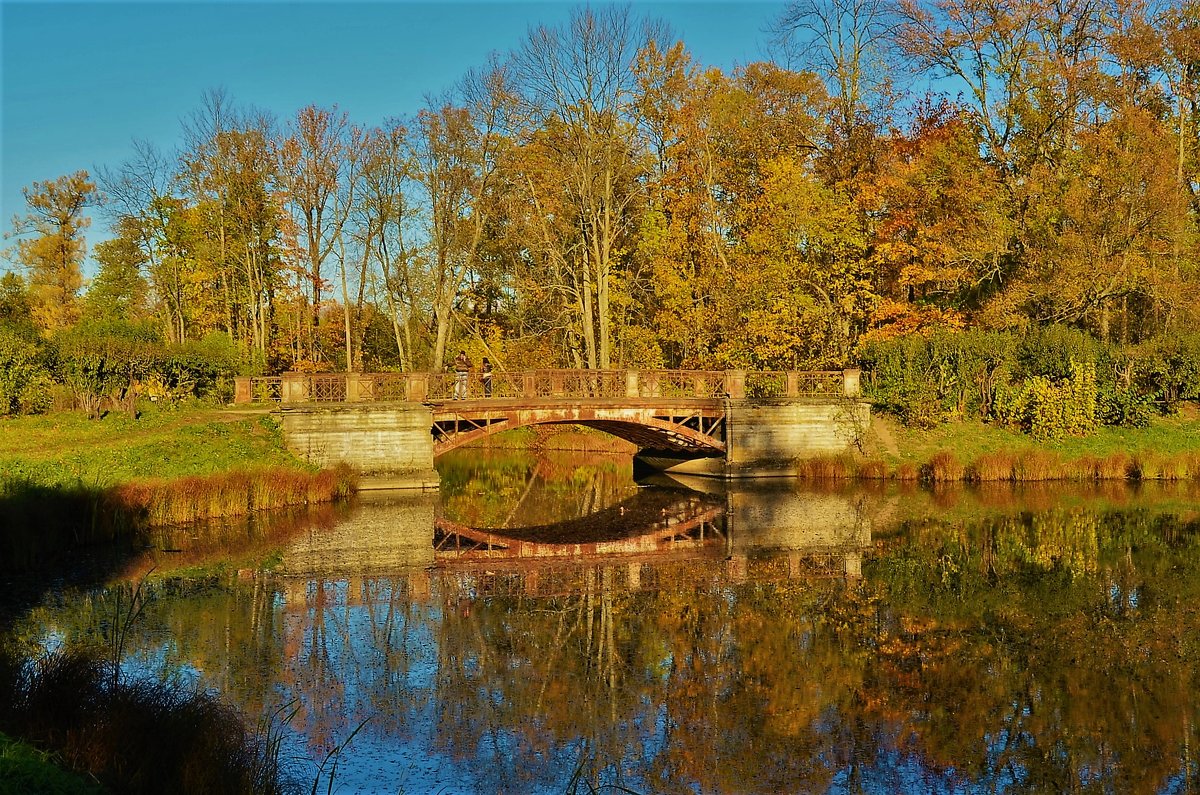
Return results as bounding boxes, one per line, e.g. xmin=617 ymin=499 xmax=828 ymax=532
xmin=235 ymin=368 xmax=862 ymax=405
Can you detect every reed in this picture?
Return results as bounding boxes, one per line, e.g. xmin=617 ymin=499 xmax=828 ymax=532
xmin=0 ymin=646 xmax=292 ymax=795
xmin=894 ymin=462 xmax=920 ymax=482
xmin=1097 ymin=452 xmax=1133 ymax=481
xmin=1065 ymin=455 xmax=1102 ymax=481
xmin=926 ymin=451 xmax=964 ymax=482
xmin=1131 ymin=451 xmax=1195 ymax=481
xmin=2 ymin=466 xmax=358 ymax=574
xmin=968 ymin=453 xmax=1015 ymax=482
xmin=796 ymin=455 xmax=853 ymax=479
xmin=856 ymin=459 xmax=890 ymax=480
xmin=114 ymin=466 xmax=357 ymax=526
xmin=1013 ymin=450 xmax=1062 ymax=482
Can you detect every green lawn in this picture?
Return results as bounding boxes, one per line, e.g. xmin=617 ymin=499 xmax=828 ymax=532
xmin=0 ymin=405 xmax=308 ymax=487
xmin=867 ymin=405 xmax=1200 ymax=465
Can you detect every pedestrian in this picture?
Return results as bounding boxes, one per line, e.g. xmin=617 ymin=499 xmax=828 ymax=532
xmin=453 ymin=350 xmax=470 ymax=399
xmin=481 ymin=357 xmax=493 ymax=398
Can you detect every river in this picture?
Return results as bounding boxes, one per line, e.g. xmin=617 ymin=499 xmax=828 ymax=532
xmin=9 ymin=447 xmax=1200 ymax=794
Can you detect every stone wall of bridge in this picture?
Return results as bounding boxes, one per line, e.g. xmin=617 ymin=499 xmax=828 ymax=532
xmin=278 ymin=403 xmax=439 ymax=489
xmin=722 ymin=399 xmax=872 ymax=478
xmin=275 ymin=395 xmax=871 ymax=487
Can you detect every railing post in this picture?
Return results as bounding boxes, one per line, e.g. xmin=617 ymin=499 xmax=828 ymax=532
xmin=724 ymin=370 xmax=745 ymax=400
xmin=625 ymin=371 xmax=639 ymax=398
xmin=693 ymin=374 xmax=705 ymax=397
xmin=281 ymin=372 xmax=307 ymax=403
xmin=842 ymin=368 xmax=862 ymax=398
xmin=786 ymin=371 xmax=800 ymax=398
xmin=524 ymin=372 xmax=537 ymax=398
xmin=234 ymin=377 xmax=252 ymax=404
xmin=345 ymin=373 xmax=362 ymax=402
xmin=406 ymin=373 xmax=428 ymax=402
xmin=551 ymin=372 xmax=564 ymax=397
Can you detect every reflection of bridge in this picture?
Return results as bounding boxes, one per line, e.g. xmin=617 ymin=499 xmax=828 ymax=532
xmin=274 ymin=486 xmax=877 ymax=601
xmin=237 ymin=369 xmax=870 ymax=483
xmin=434 ymin=493 xmax=725 ymax=561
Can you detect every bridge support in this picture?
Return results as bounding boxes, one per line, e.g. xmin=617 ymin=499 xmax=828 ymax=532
xmin=278 ymin=403 xmax=439 ymax=490
xmin=722 ymin=398 xmax=870 ymax=478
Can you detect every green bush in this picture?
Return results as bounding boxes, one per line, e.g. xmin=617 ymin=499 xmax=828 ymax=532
xmin=860 ymin=330 xmax=1013 ymax=428
xmin=160 ymin=332 xmax=239 ymax=401
xmin=1132 ymin=334 xmax=1200 ymax=411
xmin=0 ymin=329 xmax=52 ymax=416
xmin=53 ymin=324 xmax=161 ymax=418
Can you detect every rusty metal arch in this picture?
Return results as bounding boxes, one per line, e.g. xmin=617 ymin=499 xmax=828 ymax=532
xmin=432 ymin=410 xmax=725 ymax=458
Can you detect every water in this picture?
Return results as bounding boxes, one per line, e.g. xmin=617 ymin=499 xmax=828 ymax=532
xmin=9 ymin=448 xmax=1200 ymax=794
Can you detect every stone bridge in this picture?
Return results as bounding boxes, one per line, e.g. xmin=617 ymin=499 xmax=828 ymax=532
xmin=234 ymin=368 xmax=868 ymax=486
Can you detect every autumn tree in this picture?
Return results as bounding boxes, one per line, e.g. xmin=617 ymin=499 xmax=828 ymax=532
xmin=277 ymin=105 xmax=358 ymax=365
xmin=8 ymin=171 xmax=100 ymax=331
xmin=510 ymin=6 xmax=661 ymax=369
xmin=83 ymin=219 xmax=150 ymax=323
xmin=409 ymin=65 xmax=511 ymax=371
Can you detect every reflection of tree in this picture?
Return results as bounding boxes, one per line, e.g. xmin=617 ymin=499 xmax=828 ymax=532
xmin=14 ymin=505 xmax=1200 ymax=792
xmin=437 ymin=448 xmax=638 ymax=529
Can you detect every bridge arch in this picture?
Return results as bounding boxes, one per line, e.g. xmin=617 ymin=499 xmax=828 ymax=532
xmin=431 ymin=404 xmax=726 ymax=458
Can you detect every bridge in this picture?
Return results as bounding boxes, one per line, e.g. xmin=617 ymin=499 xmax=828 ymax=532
xmin=234 ymin=368 xmax=869 ymax=484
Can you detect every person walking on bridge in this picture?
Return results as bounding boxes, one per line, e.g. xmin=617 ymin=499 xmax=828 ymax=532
xmin=453 ymin=351 xmax=470 ymax=399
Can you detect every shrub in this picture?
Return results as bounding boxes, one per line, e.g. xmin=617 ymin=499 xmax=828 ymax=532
xmin=0 ymin=646 xmax=293 ymax=795
xmin=995 ymin=359 xmax=1098 ymax=440
xmin=53 ymin=324 xmax=161 ymax=418
xmin=1132 ymin=333 xmax=1200 ymax=411
xmin=1098 ymin=385 xmax=1154 ymax=428
xmin=0 ymin=329 xmax=53 ymax=415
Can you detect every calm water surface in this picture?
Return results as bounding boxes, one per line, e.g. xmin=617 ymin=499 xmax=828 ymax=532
xmin=12 ymin=448 xmax=1200 ymax=794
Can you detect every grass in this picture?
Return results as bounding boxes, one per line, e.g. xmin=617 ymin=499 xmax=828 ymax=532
xmin=866 ymin=406 xmax=1200 ymax=468
xmin=1 ymin=469 xmax=356 ymax=574
xmin=0 ymin=731 xmax=108 ymax=795
xmin=0 ymin=405 xmax=302 ymax=488
xmin=797 ymin=405 xmax=1200 ymax=484
xmin=0 ymin=406 xmax=358 ymax=573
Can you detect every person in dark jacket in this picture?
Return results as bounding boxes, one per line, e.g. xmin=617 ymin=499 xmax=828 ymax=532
xmin=481 ymin=357 xmax=493 ymax=397
xmin=453 ymin=351 xmax=470 ymax=399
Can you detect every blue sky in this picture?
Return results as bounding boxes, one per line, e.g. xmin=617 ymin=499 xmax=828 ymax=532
xmin=1 ymin=1 xmax=783 ymax=269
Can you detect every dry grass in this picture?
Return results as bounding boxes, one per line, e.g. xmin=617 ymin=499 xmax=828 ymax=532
xmin=796 ymin=448 xmax=1200 ymax=485
xmin=3 ymin=465 xmax=358 ymax=573
xmin=796 ymin=456 xmax=853 ymax=479
xmin=926 ymin=451 xmax=964 ymax=482
xmin=110 ymin=465 xmax=357 ymax=527
xmin=1013 ymin=450 xmax=1062 ymax=482
xmin=856 ymin=459 xmax=890 ymax=480
xmin=969 ymin=453 xmax=1015 ymax=482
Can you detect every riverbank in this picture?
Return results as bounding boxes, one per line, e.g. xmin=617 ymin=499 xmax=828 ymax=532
xmin=825 ymin=407 xmax=1200 ymax=482
xmin=0 ymin=406 xmax=357 ymax=571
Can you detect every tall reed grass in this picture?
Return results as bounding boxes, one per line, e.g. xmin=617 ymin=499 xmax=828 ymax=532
xmin=111 ymin=464 xmax=356 ymax=527
xmin=795 ymin=449 xmax=1200 ymax=484
xmin=0 ymin=645 xmax=295 ymax=795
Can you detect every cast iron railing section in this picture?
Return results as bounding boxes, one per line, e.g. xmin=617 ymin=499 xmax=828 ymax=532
xmin=237 ymin=368 xmax=860 ymax=404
